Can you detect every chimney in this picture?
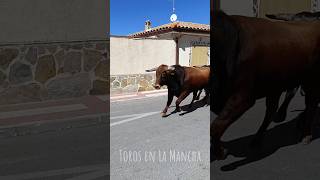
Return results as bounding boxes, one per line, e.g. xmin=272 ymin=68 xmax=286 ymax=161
xmin=145 ymin=20 xmax=151 ymax=31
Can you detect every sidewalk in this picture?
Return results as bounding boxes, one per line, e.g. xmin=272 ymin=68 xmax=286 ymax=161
xmin=0 ymin=96 xmax=108 ymax=128
xmin=0 ymin=90 xmax=167 ymax=128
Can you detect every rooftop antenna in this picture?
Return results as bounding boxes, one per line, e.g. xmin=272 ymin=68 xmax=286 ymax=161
xmin=170 ymin=0 xmax=178 ymax=22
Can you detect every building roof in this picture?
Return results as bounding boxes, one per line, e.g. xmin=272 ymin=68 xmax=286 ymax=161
xmin=128 ymin=21 xmax=210 ymax=38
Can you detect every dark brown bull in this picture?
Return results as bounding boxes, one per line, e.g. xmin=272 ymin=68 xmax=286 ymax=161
xmin=211 ymin=11 xmax=320 ymax=160
xmin=146 ymin=64 xmax=210 ymax=117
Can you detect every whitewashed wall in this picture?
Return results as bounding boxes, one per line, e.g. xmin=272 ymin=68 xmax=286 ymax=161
xmin=110 ymin=36 xmax=175 ymax=75
xmin=220 ymin=0 xmax=254 ymax=17
xmin=0 ymin=0 xmax=108 ymax=43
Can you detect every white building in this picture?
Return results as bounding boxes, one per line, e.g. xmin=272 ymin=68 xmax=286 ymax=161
xmin=129 ymin=21 xmax=210 ymax=67
xmin=110 ymin=21 xmax=210 ymax=94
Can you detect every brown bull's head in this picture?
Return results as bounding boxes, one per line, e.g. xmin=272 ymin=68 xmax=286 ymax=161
xmin=146 ymin=64 xmax=169 ymax=89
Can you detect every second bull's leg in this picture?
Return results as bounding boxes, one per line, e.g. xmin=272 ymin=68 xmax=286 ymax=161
xmin=273 ymin=87 xmax=298 ymax=123
xmin=189 ymin=91 xmax=198 ymax=108
xmin=301 ymin=88 xmax=319 ymax=144
xmin=196 ymin=89 xmax=202 ymax=100
xmin=175 ymin=90 xmax=190 ymax=112
xmin=251 ymin=93 xmax=281 ymax=146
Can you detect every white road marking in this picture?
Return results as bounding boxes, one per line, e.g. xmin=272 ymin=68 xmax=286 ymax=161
xmin=0 ymin=164 xmax=106 ymax=180
xmin=65 ymin=169 xmax=108 ymax=180
xmin=111 ymin=112 xmax=153 ymax=120
xmin=0 ymin=113 xmax=106 ymax=129
xmin=140 ymin=89 xmax=167 ymax=94
xmin=110 ymin=111 xmax=159 ymax=127
xmin=0 ymin=104 xmax=87 ymax=119
xmin=110 ymin=94 xmax=137 ymax=100
xmin=145 ymin=92 xmax=167 ymax=97
xmin=110 ymin=97 xmax=146 ymax=103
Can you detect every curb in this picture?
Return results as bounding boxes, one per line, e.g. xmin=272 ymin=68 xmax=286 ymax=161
xmin=110 ymin=89 xmax=168 ymax=102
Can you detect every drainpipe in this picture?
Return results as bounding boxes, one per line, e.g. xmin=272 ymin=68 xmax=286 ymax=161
xmin=174 ymin=37 xmax=179 ymax=65
xmin=212 ymin=0 xmax=220 ymax=11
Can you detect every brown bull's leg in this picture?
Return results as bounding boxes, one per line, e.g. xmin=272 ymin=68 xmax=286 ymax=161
xmin=189 ymin=91 xmax=198 ymax=108
xmin=175 ymin=90 xmax=190 ymax=112
xmin=211 ymin=93 xmax=255 ymax=160
xmin=273 ymin=88 xmax=298 ymax=123
xmin=301 ymin=90 xmax=319 ymax=144
xmin=204 ymin=88 xmax=210 ymax=105
xmin=161 ymin=90 xmax=174 ymax=117
xmin=196 ymin=89 xmax=202 ymax=100
xmin=251 ymin=93 xmax=281 ymax=146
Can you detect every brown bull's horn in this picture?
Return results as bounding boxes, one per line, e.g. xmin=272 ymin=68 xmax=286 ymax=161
xmin=168 ymin=66 xmax=175 ymax=70
xmin=145 ymin=67 xmax=157 ymax=72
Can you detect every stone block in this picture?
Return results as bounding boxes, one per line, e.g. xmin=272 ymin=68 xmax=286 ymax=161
xmin=83 ymin=49 xmax=102 ymax=71
xmin=64 ymin=51 xmax=81 ymax=74
xmin=35 ymin=55 xmax=56 ymax=84
xmin=25 ymin=47 xmax=38 ymax=65
xmin=46 ymin=73 xmax=91 ymax=99
xmin=9 ymin=62 xmax=33 ymax=84
xmin=0 ymin=48 xmax=19 ymax=70
xmin=90 ymin=80 xmax=108 ymax=95
xmin=0 ymin=83 xmax=43 ymax=105
xmin=95 ymin=60 xmax=108 ymax=79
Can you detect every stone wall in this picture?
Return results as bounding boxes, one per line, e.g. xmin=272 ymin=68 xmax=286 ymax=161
xmin=0 ymin=40 xmax=109 ymax=105
xmin=110 ymin=73 xmax=164 ymax=95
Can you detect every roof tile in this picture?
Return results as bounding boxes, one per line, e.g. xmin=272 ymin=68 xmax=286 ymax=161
xmin=129 ymin=22 xmax=210 ymax=38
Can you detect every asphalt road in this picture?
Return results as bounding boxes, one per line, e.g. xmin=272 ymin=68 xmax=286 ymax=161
xmin=110 ymin=93 xmax=210 ymax=180
xmin=212 ymin=93 xmax=320 ymax=180
xmin=0 ymin=115 xmax=109 ymax=180
xmin=0 ymin=92 xmax=315 ymax=180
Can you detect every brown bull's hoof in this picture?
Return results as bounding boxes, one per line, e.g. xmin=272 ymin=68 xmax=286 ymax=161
xmin=176 ymin=107 xmax=182 ymax=112
xmin=272 ymin=112 xmax=287 ymax=123
xmin=213 ymin=148 xmax=228 ymax=161
xmin=160 ymin=112 xmax=167 ymax=117
xmin=211 ymin=143 xmax=228 ymax=161
xmin=302 ymin=135 xmax=312 ymax=145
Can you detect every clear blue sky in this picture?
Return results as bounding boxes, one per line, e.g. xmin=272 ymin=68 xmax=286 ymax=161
xmin=111 ymin=0 xmax=210 ymax=36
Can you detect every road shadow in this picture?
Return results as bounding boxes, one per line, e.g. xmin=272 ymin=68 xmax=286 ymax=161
xmin=179 ymin=97 xmax=210 ymax=116
xmin=162 ymin=96 xmax=209 ymax=117
xmin=212 ymin=112 xmax=320 ymax=171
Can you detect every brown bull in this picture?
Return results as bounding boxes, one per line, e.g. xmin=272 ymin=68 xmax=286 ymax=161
xmin=211 ymin=11 xmax=320 ymax=160
xmin=146 ymin=64 xmax=210 ymax=117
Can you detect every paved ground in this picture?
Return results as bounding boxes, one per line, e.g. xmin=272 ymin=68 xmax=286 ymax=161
xmin=0 ymin=89 xmax=316 ymax=179
xmin=211 ymin=93 xmax=320 ymax=180
xmin=0 ymin=96 xmax=109 ymax=180
xmin=110 ymin=92 xmax=210 ymax=180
